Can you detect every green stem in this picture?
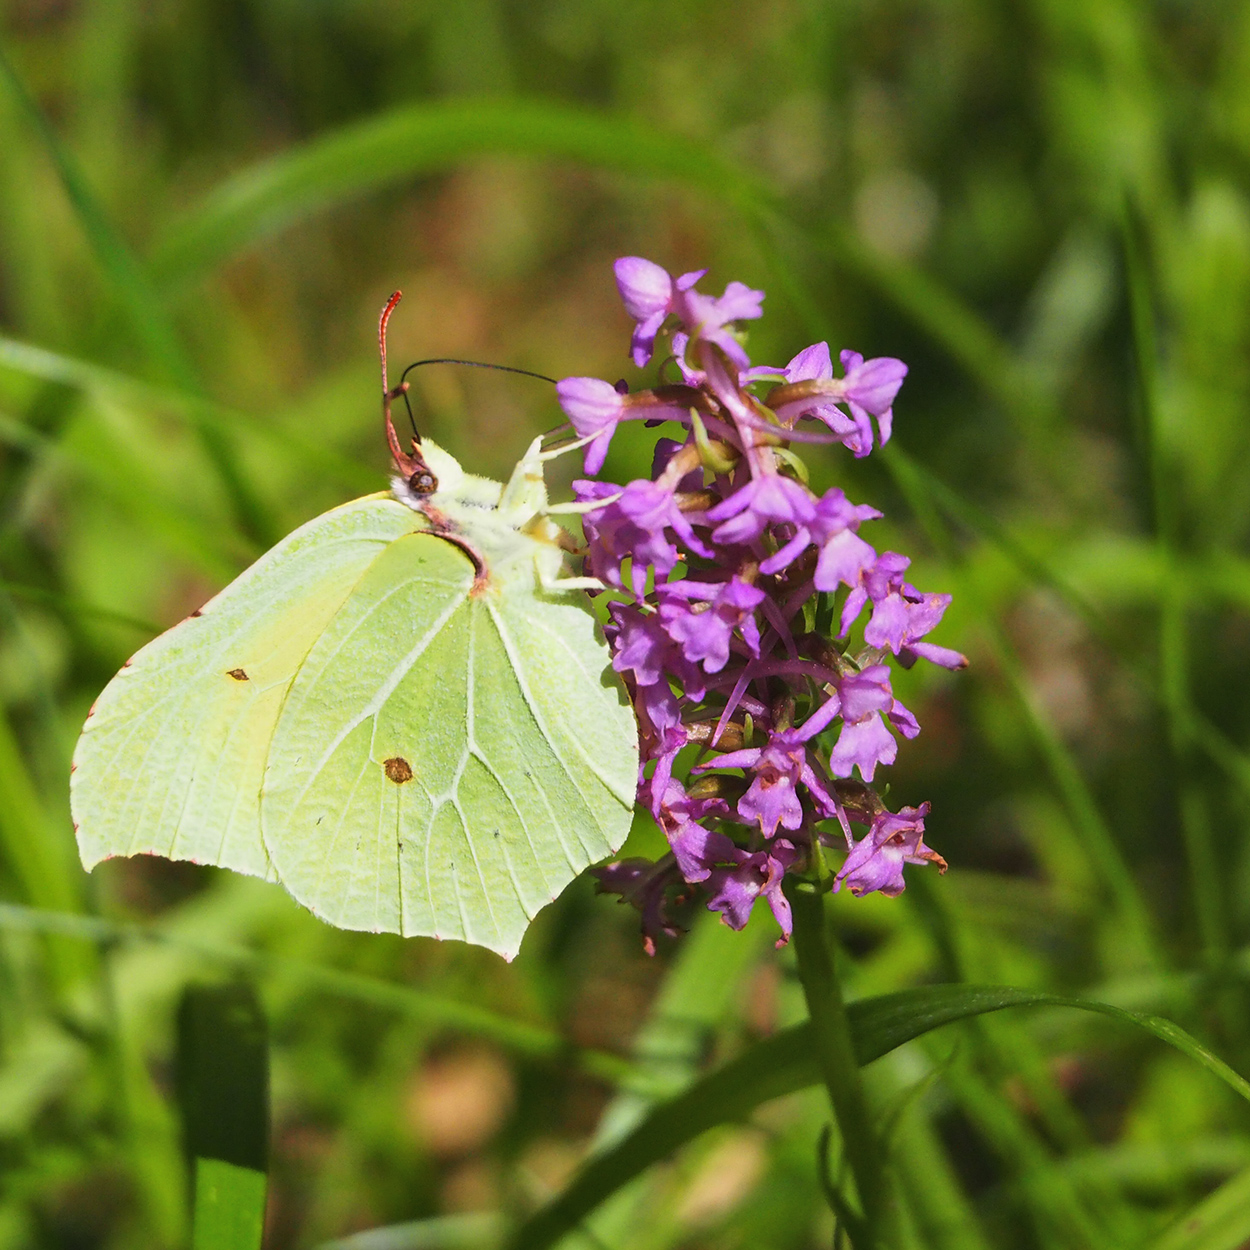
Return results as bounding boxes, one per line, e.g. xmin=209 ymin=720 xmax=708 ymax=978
xmin=787 ymin=880 xmax=896 ymax=1249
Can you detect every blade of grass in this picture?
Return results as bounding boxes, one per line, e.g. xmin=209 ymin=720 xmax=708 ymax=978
xmin=0 ymin=710 xmax=80 ymax=914
xmin=1121 ymin=201 xmax=1230 ymax=968
xmin=0 ymin=903 xmax=646 ymax=1093
xmin=0 ymin=40 xmax=274 ymax=547
xmin=149 ymin=99 xmax=767 ymax=287
xmin=0 ymin=711 xmax=95 ymax=1017
xmin=0 ymin=579 xmax=158 ymax=633
xmin=595 ymin=905 xmax=773 ymax=1153
xmin=0 ymin=333 xmax=378 ymax=494
xmin=1148 ymin=1163 xmax=1250 ymax=1250
xmin=508 ymin=984 xmax=1250 ymax=1250
xmin=177 ymin=983 xmax=269 ymax=1250
xmin=935 ymin=1057 xmax=1119 ymax=1250
xmin=0 ymin=393 xmax=239 ymax=583
xmin=888 ymin=1095 xmax=994 ymax=1250
xmin=0 ymin=332 xmax=380 ymax=584
xmin=884 ymin=444 xmax=1162 ymax=970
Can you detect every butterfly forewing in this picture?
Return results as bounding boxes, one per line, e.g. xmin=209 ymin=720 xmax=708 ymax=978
xmin=71 ymin=495 xmax=421 ymax=878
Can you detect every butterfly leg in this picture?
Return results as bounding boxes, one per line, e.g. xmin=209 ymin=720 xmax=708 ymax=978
xmin=539 ymin=492 xmax=624 ymax=517
xmin=537 ymin=432 xmax=596 ymax=461
xmin=542 ymin=574 xmax=606 ymax=591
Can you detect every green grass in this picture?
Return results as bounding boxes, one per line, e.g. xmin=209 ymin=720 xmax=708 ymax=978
xmin=4 ymin=1 xmax=1250 ymax=1247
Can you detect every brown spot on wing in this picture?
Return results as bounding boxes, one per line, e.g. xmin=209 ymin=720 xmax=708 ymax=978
xmin=384 ymin=757 xmax=414 ymax=784
xmin=227 ymin=668 xmax=249 ymax=681
xmin=190 ymin=608 xmax=203 ymax=618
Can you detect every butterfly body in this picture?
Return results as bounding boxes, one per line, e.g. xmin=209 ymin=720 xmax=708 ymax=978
xmin=72 ymin=437 xmax=638 ymax=959
xmin=392 ymin=435 xmax=569 ymax=594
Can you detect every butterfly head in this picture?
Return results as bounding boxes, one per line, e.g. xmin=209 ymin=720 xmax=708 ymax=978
xmin=396 ymin=443 xmax=439 ymax=497
xmin=390 ymin=437 xmax=505 ymax=516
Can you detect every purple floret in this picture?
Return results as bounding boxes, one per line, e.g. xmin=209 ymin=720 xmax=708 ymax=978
xmin=707 ymin=839 xmax=798 ymax=942
xmin=657 ymin=577 xmax=765 ymax=673
xmin=834 ymin=804 xmax=946 ymax=898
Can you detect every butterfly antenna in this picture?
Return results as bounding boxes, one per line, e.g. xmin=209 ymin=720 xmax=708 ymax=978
xmin=399 ymin=386 xmax=420 ymax=443
xmin=398 ymin=358 xmax=560 ymax=459
xmin=379 ymin=291 xmax=438 ymax=494
xmin=399 ymin=358 xmax=558 ymax=388
xmin=379 ymin=291 xmax=408 ymax=456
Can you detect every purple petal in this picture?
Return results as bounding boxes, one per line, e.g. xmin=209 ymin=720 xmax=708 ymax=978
xmin=713 ymin=280 xmax=766 ymax=323
xmin=815 ymin=531 xmax=877 ymax=595
xmin=557 ymin=376 xmax=624 ymax=436
xmin=905 ymin=640 xmax=969 ymax=670
xmin=615 ymin=257 xmax=673 ymax=321
xmin=837 ymin=665 xmax=893 ymax=723
xmin=785 ymin=342 xmax=833 ymax=383
xmin=706 ymin=860 xmax=761 ymax=930
xmin=843 ymin=354 xmax=908 ymax=415
xmin=865 ymin=590 xmax=951 ymax=654
xmin=839 ymin=585 xmax=870 ymax=636
xmin=631 ymin=310 xmax=668 ymax=368
xmin=833 ymin=803 xmax=944 ymax=899
xmin=828 ymin=713 xmax=898 ymax=782
xmin=887 ymin=698 xmax=921 ymax=739
xmin=558 ymin=376 xmax=627 ymax=471
xmin=758 ymin=527 xmax=813 ymax=576
xmin=660 ymin=599 xmax=732 ymax=672
xmin=707 ymin=473 xmax=816 ymax=546
xmin=668 ymin=821 xmax=737 ymax=883
xmin=737 ymin=769 xmax=804 ymax=837
xmin=864 ymin=594 xmax=912 ymax=653
xmin=698 ymin=745 xmax=763 ymax=772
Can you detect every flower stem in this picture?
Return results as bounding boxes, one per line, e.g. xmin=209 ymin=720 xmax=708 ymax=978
xmin=787 ymin=879 xmax=897 ymax=1249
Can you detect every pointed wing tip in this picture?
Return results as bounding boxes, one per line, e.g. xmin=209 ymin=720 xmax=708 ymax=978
xmin=427 ymin=927 xmax=524 ymax=962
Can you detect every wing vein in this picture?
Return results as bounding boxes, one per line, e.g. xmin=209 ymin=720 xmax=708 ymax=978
xmin=279 ymin=580 xmax=469 ymax=821
xmin=457 ymin=616 xmax=503 ymax=944
xmin=509 ymin=605 xmax=636 ymax=807
xmin=485 ymin=602 xmax=613 ymax=861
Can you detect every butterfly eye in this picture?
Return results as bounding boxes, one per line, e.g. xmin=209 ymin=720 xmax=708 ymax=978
xmin=409 ymin=469 xmax=438 ymax=495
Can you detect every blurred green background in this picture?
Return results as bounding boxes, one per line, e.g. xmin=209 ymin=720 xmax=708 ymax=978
xmin=5 ymin=0 xmax=1250 ymax=1247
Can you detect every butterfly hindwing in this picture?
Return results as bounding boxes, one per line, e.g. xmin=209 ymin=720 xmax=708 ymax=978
xmin=259 ymin=533 xmax=637 ymax=959
xmin=258 ymin=531 xmax=476 ymax=935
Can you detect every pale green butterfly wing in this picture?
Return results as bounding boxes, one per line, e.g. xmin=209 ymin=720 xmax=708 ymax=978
xmin=259 ymin=531 xmax=638 ymax=960
xmin=71 ymin=494 xmax=423 ymax=877
xmin=72 ymin=433 xmax=639 ymax=959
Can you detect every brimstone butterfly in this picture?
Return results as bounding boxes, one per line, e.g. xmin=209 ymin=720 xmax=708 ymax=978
xmin=70 ymin=293 xmax=639 ymax=959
